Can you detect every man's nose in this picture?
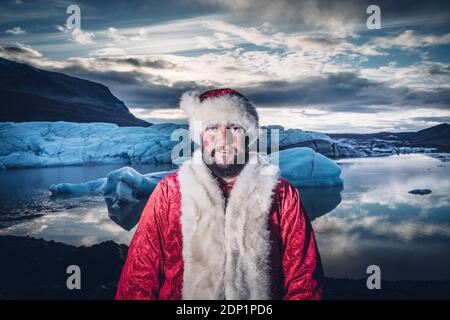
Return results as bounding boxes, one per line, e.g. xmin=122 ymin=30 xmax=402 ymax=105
xmin=218 ymin=126 xmax=233 ymax=145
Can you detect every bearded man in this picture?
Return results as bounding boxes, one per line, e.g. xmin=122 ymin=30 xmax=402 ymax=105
xmin=116 ymin=88 xmax=324 ymax=300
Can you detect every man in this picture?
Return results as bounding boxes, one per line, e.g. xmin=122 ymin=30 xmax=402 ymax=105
xmin=115 ymin=88 xmax=324 ymax=300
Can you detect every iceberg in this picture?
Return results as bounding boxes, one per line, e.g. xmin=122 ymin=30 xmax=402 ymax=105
xmin=49 ymin=167 xmax=174 ymax=230
xmin=271 ymin=147 xmax=343 ymax=187
xmin=50 ymin=147 xmax=342 ymax=197
xmin=263 ymin=125 xmax=366 ymax=158
xmin=50 ymin=147 xmax=342 ymax=229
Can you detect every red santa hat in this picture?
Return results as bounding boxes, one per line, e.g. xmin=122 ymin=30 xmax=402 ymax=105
xmin=179 ymin=88 xmax=259 ymax=145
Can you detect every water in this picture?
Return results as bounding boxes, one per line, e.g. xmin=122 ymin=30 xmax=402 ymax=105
xmin=315 ymin=153 xmax=450 ymax=281
xmin=0 ymin=163 xmax=176 ymax=246
xmin=0 ymin=154 xmax=449 ymax=281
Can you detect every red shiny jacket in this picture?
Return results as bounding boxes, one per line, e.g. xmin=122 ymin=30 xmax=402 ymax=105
xmin=115 ymin=172 xmax=324 ymax=300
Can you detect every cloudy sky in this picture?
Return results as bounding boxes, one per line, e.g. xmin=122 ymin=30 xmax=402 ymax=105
xmin=0 ymin=0 xmax=449 ymax=133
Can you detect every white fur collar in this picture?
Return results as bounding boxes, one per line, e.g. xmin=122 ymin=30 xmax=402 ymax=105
xmin=177 ymin=148 xmax=280 ymax=300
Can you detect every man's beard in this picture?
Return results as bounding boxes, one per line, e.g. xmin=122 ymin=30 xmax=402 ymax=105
xmin=202 ymin=139 xmax=249 ymax=179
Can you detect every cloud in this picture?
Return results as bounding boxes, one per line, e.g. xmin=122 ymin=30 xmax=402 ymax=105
xmin=424 ymin=64 xmax=450 ymax=76
xmin=202 ymin=19 xmax=369 ymax=58
xmin=96 ymin=27 xmax=149 ymax=48
xmin=1 ymin=42 xmax=448 ymax=118
xmin=89 ymin=47 xmax=127 ymax=57
xmin=55 ymin=25 xmax=95 ymax=45
xmin=61 ymin=62 xmax=449 ymax=112
xmin=107 ymin=27 xmax=128 ymax=45
xmin=0 ymin=1 xmax=448 ymax=134
xmin=242 ymin=73 xmax=449 ymax=111
xmin=195 ymin=0 xmax=450 ymax=32
xmin=41 ymin=59 xmax=199 ymax=107
xmin=366 ymin=30 xmax=450 ymax=51
xmin=359 ymin=61 xmax=450 ymax=92
xmin=203 ymin=19 xmax=276 ymax=47
xmin=0 ymin=42 xmax=42 ymax=62
xmin=71 ymin=28 xmax=95 ymax=45
xmin=196 ymin=0 xmax=362 ymax=33
xmin=412 ymin=116 xmax=450 ymax=123
xmin=5 ymin=26 xmax=26 ymax=35
xmin=194 ymin=36 xmax=218 ymax=49
xmin=92 ymin=57 xmax=177 ymax=69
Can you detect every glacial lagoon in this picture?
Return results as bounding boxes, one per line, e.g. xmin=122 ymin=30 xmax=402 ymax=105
xmin=0 ymin=153 xmax=449 ymax=281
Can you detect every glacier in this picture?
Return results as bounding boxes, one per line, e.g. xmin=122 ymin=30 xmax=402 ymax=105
xmin=0 ymin=121 xmax=365 ymax=169
xmin=1 ymin=120 xmax=445 ymax=170
xmin=0 ymin=121 xmax=184 ymax=169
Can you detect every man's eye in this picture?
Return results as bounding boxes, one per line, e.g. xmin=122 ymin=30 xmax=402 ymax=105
xmin=231 ymin=127 xmax=243 ymax=132
xmin=206 ymin=127 xmax=218 ymax=132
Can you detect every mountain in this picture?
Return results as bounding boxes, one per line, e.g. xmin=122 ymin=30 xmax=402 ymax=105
xmin=0 ymin=57 xmax=150 ymax=127
xmin=329 ymin=123 xmax=450 ymax=152
xmin=414 ymin=123 xmax=450 ymax=145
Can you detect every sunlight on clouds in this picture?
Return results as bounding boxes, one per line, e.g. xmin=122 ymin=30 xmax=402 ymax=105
xmin=130 ymin=108 xmax=187 ymax=123
xmin=129 ymin=105 xmax=450 ymax=132
xmin=257 ymin=107 xmax=450 ymax=132
xmin=5 ymin=26 xmax=26 ymax=35
xmin=0 ymin=2 xmax=448 ymax=134
xmin=1 ymin=40 xmax=447 ymax=132
xmin=55 ymin=25 xmax=95 ymax=45
xmin=89 ymin=47 xmax=127 ymax=57
xmin=369 ymin=30 xmax=450 ymax=50
xmin=360 ymin=61 xmax=450 ymax=90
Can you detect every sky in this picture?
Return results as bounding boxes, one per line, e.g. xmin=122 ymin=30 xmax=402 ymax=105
xmin=0 ymin=0 xmax=449 ymax=133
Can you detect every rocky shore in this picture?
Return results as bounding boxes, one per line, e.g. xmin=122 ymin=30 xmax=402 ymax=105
xmin=1 ymin=235 xmax=449 ymax=300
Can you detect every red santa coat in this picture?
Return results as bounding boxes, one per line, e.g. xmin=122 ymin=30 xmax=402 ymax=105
xmin=115 ymin=149 xmax=324 ymax=300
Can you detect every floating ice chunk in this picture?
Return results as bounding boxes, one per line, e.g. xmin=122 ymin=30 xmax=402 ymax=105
xmin=273 ymin=147 xmax=343 ymax=187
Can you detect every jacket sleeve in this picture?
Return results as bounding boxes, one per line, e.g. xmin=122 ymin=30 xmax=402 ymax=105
xmin=115 ymin=179 xmax=168 ymax=300
xmin=280 ymin=181 xmax=324 ymax=300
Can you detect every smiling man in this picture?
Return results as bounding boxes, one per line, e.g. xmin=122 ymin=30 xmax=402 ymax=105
xmin=115 ymin=88 xmax=324 ymax=300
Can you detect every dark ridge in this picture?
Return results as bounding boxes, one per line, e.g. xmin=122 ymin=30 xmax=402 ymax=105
xmin=0 ymin=57 xmax=150 ymax=127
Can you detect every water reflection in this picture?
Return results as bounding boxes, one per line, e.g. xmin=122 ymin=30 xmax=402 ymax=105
xmin=313 ymin=154 xmax=450 ymax=281
xmin=0 ymin=201 xmax=135 ymax=246
xmin=105 ymin=194 xmax=149 ymax=231
xmin=0 ymin=163 xmax=175 ymax=228
xmin=300 ymin=186 xmax=343 ymax=221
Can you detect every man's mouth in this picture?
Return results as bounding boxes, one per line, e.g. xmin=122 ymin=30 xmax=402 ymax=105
xmin=216 ymin=148 xmax=234 ymax=163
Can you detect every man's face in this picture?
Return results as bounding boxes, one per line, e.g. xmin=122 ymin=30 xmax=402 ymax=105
xmin=201 ymin=122 xmax=248 ymax=178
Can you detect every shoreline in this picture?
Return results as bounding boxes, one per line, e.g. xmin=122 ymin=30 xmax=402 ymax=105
xmin=1 ymin=235 xmax=449 ymax=300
